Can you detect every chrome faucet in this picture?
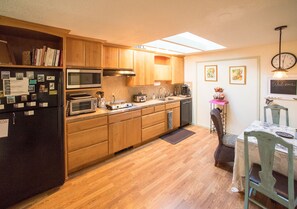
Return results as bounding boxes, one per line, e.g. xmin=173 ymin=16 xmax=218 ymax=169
xmin=158 ymin=87 xmax=166 ymax=99
xmin=112 ymin=94 xmax=115 ymax=104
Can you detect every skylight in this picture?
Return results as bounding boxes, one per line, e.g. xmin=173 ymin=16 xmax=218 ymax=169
xmin=136 ymin=32 xmax=225 ymax=55
xmin=144 ymin=40 xmax=200 ymax=54
xmin=139 ymin=46 xmax=183 ymax=55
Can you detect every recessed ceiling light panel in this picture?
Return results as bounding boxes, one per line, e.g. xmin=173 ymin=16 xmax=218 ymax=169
xmin=164 ymin=32 xmax=225 ymax=51
xmin=135 ymin=32 xmax=225 ymax=55
xmin=143 ymin=40 xmax=200 ymax=54
xmin=140 ymin=46 xmax=182 ymax=55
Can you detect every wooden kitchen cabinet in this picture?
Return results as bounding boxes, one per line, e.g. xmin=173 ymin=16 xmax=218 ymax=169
xmin=66 ymin=38 xmax=85 ymax=67
xmin=142 ymin=122 xmax=166 ymax=142
xmin=85 ymin=41 xmax=102 ymax=67
xmin=165 ymin=101 xmax=180 ymax=130
xmin=109 ymin=110 xmax=141 ymax=153
xmin=103 ymin=46 xmax=134 ymax=69
xmin=172 ymin=107 xmax=181 ymax=129
xmin=144 ymin=52 xmax=155 ymax=85
xmin=68 ymin=141 xmax=108 ymax=174
xmin=103 ymin=46 xmax=118 ymax=68
xmin=127 ymin=50 xmax=154 ymax=86
xmin=171 ymin=56 xmax=184 ymax=84
xmin=141 ymin=105 xmax=166 ymax=142
xmin=119 ymin=48 xmax=134 ymax=69
xmin=66 ymin=37 xmax=102 ymax=68
xmin=142 ymin=111 xmax=165 ymax=128
xmin=154 ymin=55 xmax=172 ymax=81
xmin=67 ymin=115 xmax=108 ymax=173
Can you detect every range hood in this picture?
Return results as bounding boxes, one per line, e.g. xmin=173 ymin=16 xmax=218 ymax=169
xmin=103 ymin=69 xmax=136 ymax=76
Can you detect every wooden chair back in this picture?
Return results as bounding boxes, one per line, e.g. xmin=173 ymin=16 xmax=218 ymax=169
xmin=244 ymin=131 xmax=295 ymax=208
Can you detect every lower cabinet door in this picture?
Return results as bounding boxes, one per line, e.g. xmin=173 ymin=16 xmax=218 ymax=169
xmin=109 ymin=117 xmax=141 ymax=153
xmin=142 ymin=122 xmax=166 ymax=142
xmin=126 ymin=117 xmax=141 ymax=147
xmin=109 ymin=121 xmax=126 ymax=153
xmin=68 ymin=141 xmax=108 ymax=173
xmin=173 ymin=107 xmax=180 ymax=129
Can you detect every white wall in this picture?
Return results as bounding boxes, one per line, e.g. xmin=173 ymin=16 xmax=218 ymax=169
xmin=185 ymin=41 xmax=297 ymax=134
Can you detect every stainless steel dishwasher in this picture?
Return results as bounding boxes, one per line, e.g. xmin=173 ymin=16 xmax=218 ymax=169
xmin=180 ymin=98 xmax=192 ymax=127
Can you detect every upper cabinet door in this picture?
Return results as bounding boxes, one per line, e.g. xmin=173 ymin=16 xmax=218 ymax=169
xmin=171 ymin=56 xmax=184 ymax=84
xmin=144 ymin=52 xmax=155 ymax=85
xmin=103 ymin=46 xmax=119 ymax=68
xmin=119 ymin=48 xmax=134 ymax=69
xmin=130 ymin=50 xmax=146 ymax=86
xmin=66 ymin=38 xmax=85 ymax=67
xmin=127 ymin=50 xmax=155 ymax=86
xmin=85 ymin=41 xmax=102 ymax=68
xmin=154 ymin=55 xmax=172 ymax=81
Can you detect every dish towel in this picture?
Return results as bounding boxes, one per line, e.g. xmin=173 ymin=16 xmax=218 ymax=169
xmin=167 ymin=110 xmax=173 ymax=130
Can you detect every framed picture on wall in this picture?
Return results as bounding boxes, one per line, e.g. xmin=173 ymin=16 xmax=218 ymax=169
xmin=204 ymin=65 xmax=217 ymax=82
xmin=229 ymin=66 xmax=246 ymax=85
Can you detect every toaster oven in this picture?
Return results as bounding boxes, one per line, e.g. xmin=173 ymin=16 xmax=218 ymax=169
xmin=68 ymin=93 xmax=97 ymax=116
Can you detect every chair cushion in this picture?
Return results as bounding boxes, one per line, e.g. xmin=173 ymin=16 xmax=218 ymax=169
xmin=222 ymin=134 xmax=237 ymax=148
xmin=249 ymin=163 xmax=297 ymax=199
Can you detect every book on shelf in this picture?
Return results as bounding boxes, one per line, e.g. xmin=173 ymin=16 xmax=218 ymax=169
xmin=55 ymin=50 xmax=60 ymax=67
xmin=40 ymin=46 xmax=46 ymax=66
xmin=25 ymin=46 xmax=61 ymax=67
xmin=59 ymin=50 xmax=63 ymax=67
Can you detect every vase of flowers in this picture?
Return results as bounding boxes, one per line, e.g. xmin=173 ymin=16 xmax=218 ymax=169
xmin=213 ymin=87 xmax=225 ymax=100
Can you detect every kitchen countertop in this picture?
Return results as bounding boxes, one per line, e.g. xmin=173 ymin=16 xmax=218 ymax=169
xmin=66 ymin=96 xmax=191 ymax=122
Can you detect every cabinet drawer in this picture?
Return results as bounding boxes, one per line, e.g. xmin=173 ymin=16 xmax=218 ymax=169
xmin=142 ymin=111 xmax=165 ymax=128
xmin=154 ymin=104 xmax=165 ymax=112
xmin=67 ymin=116 xmax=107 ymax=134
xmin=166 ymin=101 xmax=180 ymax=109
xmin=142 ymin=106 xmax=155 ymax=115
xmin=68 ymin=125 xmax=108 ymax=152
xmin=142 ymin=122 xmax=165 ymax=141
xmin=68 ymin=141 xmax=109 ymax=173
xmin=109 ymin=110 xmax=141 ymax=123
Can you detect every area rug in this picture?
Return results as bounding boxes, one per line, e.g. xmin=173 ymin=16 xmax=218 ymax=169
xmin=160 ymin=128 xmax=195 ymax=145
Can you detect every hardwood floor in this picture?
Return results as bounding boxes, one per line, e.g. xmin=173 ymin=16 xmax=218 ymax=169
xmin=10 ymin=125 xmax=288 ymax=209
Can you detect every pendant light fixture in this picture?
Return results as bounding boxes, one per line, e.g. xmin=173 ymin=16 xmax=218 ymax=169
xmin=272 ymin=25 xmax=288 ymax=78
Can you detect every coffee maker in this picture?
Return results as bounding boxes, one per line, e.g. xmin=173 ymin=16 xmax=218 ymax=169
xmin=181 ymin=84 xmax=190 ymax=96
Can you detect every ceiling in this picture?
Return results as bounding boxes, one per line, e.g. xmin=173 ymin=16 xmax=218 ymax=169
xmin=1 ymin=0 xmax=297 ymax=54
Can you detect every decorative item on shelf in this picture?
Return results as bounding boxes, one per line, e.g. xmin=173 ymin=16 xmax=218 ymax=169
xmin=0 ymin=40 xmax=16 ymax=65
xmin=213 ymin=87 xmax=225 ymax=100
xmin=271 ymin=25 xmax=297 ymax=79
xmin=22 ymin=51 xmax=31 ymax=65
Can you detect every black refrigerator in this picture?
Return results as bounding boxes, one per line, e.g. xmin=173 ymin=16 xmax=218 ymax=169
xmin=0 ymin=67 xmax=65 ymax=209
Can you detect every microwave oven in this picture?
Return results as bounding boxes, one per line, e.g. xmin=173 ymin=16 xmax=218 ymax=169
xmin=67 ymin=69 xmax=102 ymax=89
xmin=68 ymin=93 xmax=97 ymax=116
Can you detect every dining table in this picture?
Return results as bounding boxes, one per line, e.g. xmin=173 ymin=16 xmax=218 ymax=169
xmin=231 ymin=120 xmax=297 ymax=192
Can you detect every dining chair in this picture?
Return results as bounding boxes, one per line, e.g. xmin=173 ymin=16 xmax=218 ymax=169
xmin=264 ymin=104 xmax=289 ymax=126
xmin=244 ymin=131 xmax=297 ymax=209
xmin=210 ymin=108 xmax=237 ymax=166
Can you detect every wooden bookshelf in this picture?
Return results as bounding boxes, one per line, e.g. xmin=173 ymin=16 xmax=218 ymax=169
xmin=0 ymin=25 xmax=63 ymax=67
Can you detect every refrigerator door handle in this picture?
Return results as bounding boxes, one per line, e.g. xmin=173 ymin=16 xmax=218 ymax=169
xmin=12 ymin=112 xmax=15 ymax=125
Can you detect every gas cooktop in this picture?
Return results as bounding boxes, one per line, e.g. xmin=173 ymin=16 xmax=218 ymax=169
xmin=106 ymin=102 xmax=133 ymax=110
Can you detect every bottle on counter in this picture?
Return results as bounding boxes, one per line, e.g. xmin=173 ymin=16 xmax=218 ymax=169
xmin=152 ymin=93 xmax=156 ymax=100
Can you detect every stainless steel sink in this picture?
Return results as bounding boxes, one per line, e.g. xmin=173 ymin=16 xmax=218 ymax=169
xmin=159 ymin=97 xmax=175 ymax=101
